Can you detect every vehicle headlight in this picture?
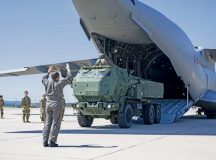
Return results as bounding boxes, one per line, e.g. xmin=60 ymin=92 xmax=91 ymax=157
xmin=76 ymin=103 xmax=80 ymax=108
xmin=107 ymin=104 xmax=112 ymax=109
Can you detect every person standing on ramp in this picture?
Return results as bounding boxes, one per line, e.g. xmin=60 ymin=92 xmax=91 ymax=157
xmin=42 ymin=64 xmax=72 ymax=147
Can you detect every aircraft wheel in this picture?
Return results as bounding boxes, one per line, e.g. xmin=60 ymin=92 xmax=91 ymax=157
xmin=118 ymin=104 xmax=133 ymax=128
xmin=143 ymin=104 xmax=155 ymax=125
xmin=77 ymin=111 xmax=94 ymax=127
xmin=110 ymin=116 xmax=118 ymax=124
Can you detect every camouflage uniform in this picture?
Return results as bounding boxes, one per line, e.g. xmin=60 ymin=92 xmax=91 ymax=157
xmin=0 ymin=98 xmax=4 ymax=119
xmin=61 ymin=98 xmax=66 ymax=120
xmin=40 ymin=97 xmax=47 ymax=122
xmin=21 ymin=96 xmax=31 ymax=123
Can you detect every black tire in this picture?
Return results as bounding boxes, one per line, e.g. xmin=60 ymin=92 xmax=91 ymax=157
xmin=110 ymin=116 xmax=118 ymax=124
xmin=205 ymin=111 xmax=215 ymax=119
xmin=118 ymin=104 xmax=133 ymax=128
xmin=154 ymin=105 xmax=161 ymax=124
xmin=77 ymin=111 xmax=94 ymax=127
xmin=143 ymin=104 xmax=155 ymax=125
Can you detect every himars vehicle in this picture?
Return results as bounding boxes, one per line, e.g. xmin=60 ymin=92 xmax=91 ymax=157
xmin=73 ymin=60 xmax=163 ymax=128
xmin=0 ymin=0 xmax=216 ymax=127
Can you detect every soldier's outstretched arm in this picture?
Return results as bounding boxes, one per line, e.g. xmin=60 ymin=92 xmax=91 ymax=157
xmin=42 ymin=74 xmax=49 ymax=86
xmin=59 ymin=63 xmax=73 ymax=88
xmin=42 ymin=66 xmax=54 ymax=86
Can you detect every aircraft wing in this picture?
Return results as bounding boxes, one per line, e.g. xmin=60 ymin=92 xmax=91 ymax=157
xmin=0 ymin=58 xmax=97 ymax=78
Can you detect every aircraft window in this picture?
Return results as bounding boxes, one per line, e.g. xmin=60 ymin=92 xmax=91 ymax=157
xmin=131 ymin=0 xmax=135 ymax=5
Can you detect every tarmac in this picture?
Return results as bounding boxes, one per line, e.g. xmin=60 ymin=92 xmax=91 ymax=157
xmin=0 ymin=107 xmax=216 ymax=160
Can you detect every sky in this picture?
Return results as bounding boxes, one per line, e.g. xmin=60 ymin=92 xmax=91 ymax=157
xmin=0 ymin=0 xmax=216 ymax=102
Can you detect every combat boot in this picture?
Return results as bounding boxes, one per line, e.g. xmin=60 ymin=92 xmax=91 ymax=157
xmin=49 ymin=141 xmax=58 ymax=147
xmin=43 ymin=141 xmax=49 ymax=147
xmin=26 ymin=115 xmax=30 ymax=123
xmin=23 ymin=115 xmax=26 ymax=123
xmin=41 ymin=117 xmax=44 ymax=122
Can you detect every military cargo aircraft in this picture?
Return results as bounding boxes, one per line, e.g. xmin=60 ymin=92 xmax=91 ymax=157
xmin=0 ymin=0 xmax=216 ymax=122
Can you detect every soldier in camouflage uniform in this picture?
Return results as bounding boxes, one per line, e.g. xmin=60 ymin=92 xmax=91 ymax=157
xmin=40 ymin=94 xmax=47 ymax=122
xmin=21 ymin=91 xmax=31 ymax=123
xmin=0 ymin=95 xmax=4 ymax=119
xmin=61 ymin=96 xmax=66 ymax=121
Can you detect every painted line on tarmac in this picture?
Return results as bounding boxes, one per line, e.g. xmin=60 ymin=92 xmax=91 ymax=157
xmin=0 ymin=135 xmax=41 ymax=142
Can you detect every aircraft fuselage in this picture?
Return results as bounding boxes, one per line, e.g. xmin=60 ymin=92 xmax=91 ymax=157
xmin=72 ymin=0 xmax=216 ymax=112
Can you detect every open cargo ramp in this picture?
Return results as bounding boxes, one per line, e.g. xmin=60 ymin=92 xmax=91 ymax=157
xmin=153 ymin=99 xmax=193 ymax=124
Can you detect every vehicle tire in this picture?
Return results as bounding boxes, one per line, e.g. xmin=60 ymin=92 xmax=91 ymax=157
xmin=110 ymin=116 xmax=118 ymax=124
xmin=118 ymin=104 xmax=133 ymax=128
xmin=154 ymin=105 xmax=161 ymax=124
xmin=204 ymin=111 xmax=215 ymax=119
xmin=77 ymin=111 xmax=94 ymax=127
xmin=143 ymin=104 xmax=155 ymax=125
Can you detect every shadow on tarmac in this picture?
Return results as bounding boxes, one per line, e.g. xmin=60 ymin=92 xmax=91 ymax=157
xmin=13 ymin=113 xmax=76 ymax=117
xmin=4 ymin=115 xmax=216 ymax=136
xmin=5 ymin=126 xmax=216 ymax=136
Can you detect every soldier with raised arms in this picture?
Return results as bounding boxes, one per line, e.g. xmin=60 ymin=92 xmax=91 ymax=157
xmin=42 ymin=64 xmax=72 ymax=147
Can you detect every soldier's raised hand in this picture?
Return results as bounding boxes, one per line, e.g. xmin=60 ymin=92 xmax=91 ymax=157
xmin=48 ymin=66 xmax=55 ymax=74
xmin=65 ymin=63 xmax=71 ymax=73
